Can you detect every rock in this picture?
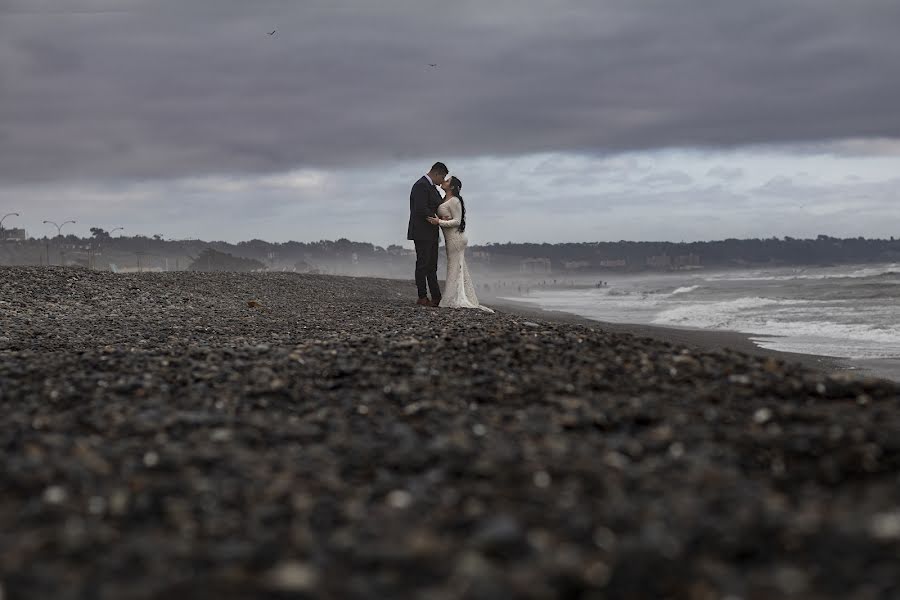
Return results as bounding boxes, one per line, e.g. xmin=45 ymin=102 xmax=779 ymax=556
xmin=472 ymin=515 xmax=531 ymax=559
xmin=753 ymin=407 xmax=773 ymax=424
xmin=386 ymin=489 xmax=413 ymax=510
xmin=869 ymin=511 xmax=900 ymax=540
xmin=42 ymin=486 xmax=68 ymax=505
xmin=263 ymin=560 xmax=319 ymax=592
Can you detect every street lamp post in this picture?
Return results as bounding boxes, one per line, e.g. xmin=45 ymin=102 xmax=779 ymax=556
xmin=1 ymin=212 xmax=20 ymax=236
xmin=43 ymin=220 xmax=76 ymax=266
xmin=167 ymin=237 xmax=197 ymax=271
xmin=93 ymin=227 xmax=123 ymax=270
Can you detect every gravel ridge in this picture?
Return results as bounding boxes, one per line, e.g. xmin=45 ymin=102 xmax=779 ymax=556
xmin=1 ymin=266 xmax=899 ymax=599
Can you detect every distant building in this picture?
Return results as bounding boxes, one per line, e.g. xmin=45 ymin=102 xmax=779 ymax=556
xmin=598 ymin=259 xmax=627 ymax=268
xmin=647 ymin=254 xmax=672 ymax=268
xmin=673 ymin=254 xmax=701 ymax=269
xmin=563 ymin=260 xmax=591 ymax=271
xmin=645 ymin=253 xmax=699 ymax=270
xmin=1 ymin=227 xmax=26 ymax=241
xmin=520 ymin=258 xmax=552 ymax=274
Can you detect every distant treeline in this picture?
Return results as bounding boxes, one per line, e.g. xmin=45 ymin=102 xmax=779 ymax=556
xmin=473 ymin=235 xmax=900 ymax=269
xmin=3 ymin=231 xmax=899 ymax=273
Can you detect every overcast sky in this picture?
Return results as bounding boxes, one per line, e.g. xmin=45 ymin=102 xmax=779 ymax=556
xmin=2 ymin=0 xmax=899 ymax=245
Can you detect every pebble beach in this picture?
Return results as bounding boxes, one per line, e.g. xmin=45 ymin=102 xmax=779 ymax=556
xmin=2 ymin=266 xmax=900 ymax=599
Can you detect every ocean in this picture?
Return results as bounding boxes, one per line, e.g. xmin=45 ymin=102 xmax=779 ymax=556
xmin=500 ymin=263 xmax=900 ymax=371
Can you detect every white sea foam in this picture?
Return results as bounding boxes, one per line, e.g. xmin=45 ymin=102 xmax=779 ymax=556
xmin=652 ymin=297 xmax=900 ymax=358
xmin=751 ymin=336 xmax=900 ymax=359
xmin=653 ymin=297 xmax=787 ymax=329
xmin=500 ymin=266 xmax=900 ymax=359
xmin=704 ymin=263 xmax=900 ymax=283
xmin=846 ymin=264 xmax=900 ymax=278
xmin=670 ymin=285 xmax=700 ymax=295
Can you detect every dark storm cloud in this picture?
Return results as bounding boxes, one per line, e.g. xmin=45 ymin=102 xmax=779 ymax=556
xmin=2 ymin=0 xmax=900 ymax=183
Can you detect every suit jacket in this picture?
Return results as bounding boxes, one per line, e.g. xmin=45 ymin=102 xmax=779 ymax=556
xmin=407 ymin=176 xmax=443 ymax=241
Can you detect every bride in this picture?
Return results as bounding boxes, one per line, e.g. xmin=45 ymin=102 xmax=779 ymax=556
xmin=427 ymin=176 xmax=493 ymax=313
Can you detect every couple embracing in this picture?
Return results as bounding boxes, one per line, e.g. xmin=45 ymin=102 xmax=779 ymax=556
xmin=407 ymin=162 xmax=493 ymax=313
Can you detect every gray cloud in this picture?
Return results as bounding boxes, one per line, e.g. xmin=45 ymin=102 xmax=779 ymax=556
xmin=707 ymin=166 xmax=744 ymax=181
xmin=5 ymin=150 xmax=898 ymax=246
xmin=2 ymin=0 xmax=900 ymax=184
xmin=640 ymin=171 xmax=694 ymax=187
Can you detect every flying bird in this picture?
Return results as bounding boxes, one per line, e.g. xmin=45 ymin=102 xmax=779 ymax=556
xmin=268 ymin=29 xmax=276 ymax=36
xmin=428 ymin=63 xmax=437 ymax=67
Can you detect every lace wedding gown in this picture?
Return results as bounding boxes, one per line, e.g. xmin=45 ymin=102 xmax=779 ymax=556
xmin=437 ymin=197 xmax=493 ymax=312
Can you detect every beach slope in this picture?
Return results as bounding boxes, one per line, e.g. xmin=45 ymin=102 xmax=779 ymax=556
xmin=1 ymin=267 xmax=899 ymax=599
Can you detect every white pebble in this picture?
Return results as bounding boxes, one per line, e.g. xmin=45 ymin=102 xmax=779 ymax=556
xmin=264 ymin=560 xmax=319 ymax=592
xmin=603 ymin=451 xmax=629 ymax=470
xmin=533 ymin=470 xmax=552 ymax=488
xmin=210 ymin=429 xmax=232 ymax=442
xmin=43 ymin=486 xmax=67 ymax=505
xmin=869 ymin=511 xmax=900 ymax=540
xmin=753 ymin=408 xmax=773 ymax=424
xmin=88 ymin=496 xmax=106 ymax=515
xmin=386 ymin=489 xmax=413 ymax=509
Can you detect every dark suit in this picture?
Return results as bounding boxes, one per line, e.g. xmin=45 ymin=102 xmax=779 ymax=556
xmin=407 ymin=175 xmax=443 ymax=300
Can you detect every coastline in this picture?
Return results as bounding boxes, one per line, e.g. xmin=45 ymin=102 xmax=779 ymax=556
xmin=485 ymin=294 xmax=900 ymax=383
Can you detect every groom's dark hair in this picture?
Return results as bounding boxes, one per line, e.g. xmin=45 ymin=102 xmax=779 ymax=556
xmin=430 ymin=162 xmax=449 ymax=177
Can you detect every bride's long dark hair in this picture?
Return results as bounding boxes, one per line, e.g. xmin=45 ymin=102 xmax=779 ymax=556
xmin=448 ymin=176 xmax=466 ymax=233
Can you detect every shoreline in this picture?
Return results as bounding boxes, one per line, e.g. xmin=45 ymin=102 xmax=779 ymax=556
xmin=485 ymin=294 xmax=900 ymax=383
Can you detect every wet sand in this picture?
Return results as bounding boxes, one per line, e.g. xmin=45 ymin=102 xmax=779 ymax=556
xmin=485 ymin=295 xmax=899 ymax=383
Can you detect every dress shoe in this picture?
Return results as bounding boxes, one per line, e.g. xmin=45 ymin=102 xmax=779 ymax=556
xmin=416 ymin=298 xmax=431 ymax=307
xmin=431 ymin=297 xmax=442 ymax=307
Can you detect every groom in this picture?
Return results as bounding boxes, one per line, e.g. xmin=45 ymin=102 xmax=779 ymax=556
xmin=407 ymin=161 xmax=448 ymax=307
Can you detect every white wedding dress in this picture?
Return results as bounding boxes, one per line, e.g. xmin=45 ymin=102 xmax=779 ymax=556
xmin=437 ymin=196 xmax=493 ymax=312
